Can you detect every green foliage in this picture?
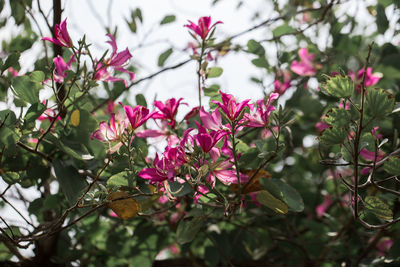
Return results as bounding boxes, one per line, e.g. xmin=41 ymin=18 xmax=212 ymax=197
xmin=160 ymin=15 xmax=176 ymax=25
xmin=365 ymin=88 xmax=394 ymax=118
xmin=323 ymin=75 xmax=354 ymax=99
xmin=157 ymin=48 xmax=173 ymax=67
xmin=207 ymin=67 xmax=223 ymax=78
xmin=364 ymin=196 xmax=393 ymax=220
xmin=319 ymin=127 xmax=347 ymax=145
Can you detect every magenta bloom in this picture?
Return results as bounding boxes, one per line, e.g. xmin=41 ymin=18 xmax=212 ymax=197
xmin=94 ymin=34 xmax=135 ymax=86
xmin=138 ymin=146 xmax=187 ymax=182
xmin=212 ymin=91 xmax=250 ymax=121
xmin=316 ymin=195 xmax=333 ymax=218
xmin=42 ymin=18 xmax=71 ymax=47
xmin=153 ymin=98 xmax=186 ymax=128
xmin=120 ymin=103 xmax=156 ymax=131
xmin=245 ymin=93 xmax=279 ymax=128
xmin=290 ymin=48 xmax=321 ymax=76
xmin=194 ymin=122 xmax=225 ymax=153
xmin=200 ymin=107 xmax=223 ymax=131
xmin=53 ymin=55 xmax=75 ymax=83
xmin=349 ymin=67 xmax=381 ymax=91
xmin=184 ymin=16 xmax=222 ymax=40
xmin=90 ymin=113 xmax=128 ymax=154
xmin=274 ymin=70 xmax=291 ymax=95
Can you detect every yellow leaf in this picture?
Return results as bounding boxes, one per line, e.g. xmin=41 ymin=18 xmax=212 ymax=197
xmin=108 ymin=191 xmax=139 ymax=219
xmin=71 ymin=109 xmax=80 ymax=127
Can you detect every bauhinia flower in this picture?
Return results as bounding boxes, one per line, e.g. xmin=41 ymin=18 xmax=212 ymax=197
xmin=194 ymin=122 xmax=225 ymax=153
xmin=42 ymin=18 xmax=72 ymax=47
xmin=53 ymin=55 xmax=75 ymax=83
xmin=211 ymin=91 xmax=250 ymax=121
xmin=138 ymin=146 xmax=187 ymax=182
xmin=94 ymin=34 xmax=135 ymax=86
xmin=120 ymin=103 xmax=156 ymax=131
xmin=349 ymin=67 xmax=381 ymax=91
xmin=153 ymin=98 xmax=186 ymax=128
xmin=274 ymin=69 xmax=291 ymax=95
xmin=245 ymin=93 xmax=279 ymax=128
xmin=290 ymin=48 xmax=321 ymax=76
xmin=90 ymin=113 xmax=129 ymax=154
xmin=184 ymin=16 xmax=222 ymax=40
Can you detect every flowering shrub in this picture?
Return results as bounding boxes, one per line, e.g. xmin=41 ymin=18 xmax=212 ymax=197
xmin=0 ymin=1 xmax=400 ymax=266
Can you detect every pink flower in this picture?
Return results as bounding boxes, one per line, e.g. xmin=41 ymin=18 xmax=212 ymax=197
xmin=53 ymin=55 xmax=75 ymax=83
xmin=290 ymin=48 xmax=321 ymax=76
xmin=315 ymin=121 xmax=330 ymax=132
xmin=7 ymin=67 xmax=18 ymax=76
xmin=200 ymin=107 xmax=223 ymax=131
xmin=349 ymin=67 xmax=381 ymax=88
xmin=42 ymin=18 xmax=71 ymax=47
xmin=138 ymin=146 xmax=187 ymax=183
xmin=245 ymin=93 xmax=279 ymax=128
xmin=316 ymin=195 xmax=333 ymax=218
xmin=274 ymin=70 xmax=291 ymax=95
xmin=90 ymin=113 xmax=128 ymax=154
xmin=120 ymin=103 xmax=156 ymax=131
xmin=184 ymin=16 xmax=222 ymax=40
xmin=94 ymin=34 xmax=135 ymax=86
xmin=153 ymin=98 xmax=186 ymax=128
xmin=38 ymin=103 xmax=61 ymax=122
xmin=212 ymin=91 xmax=250 ymax=121
xmin=371 ymin=126 xmax=383 ymax=139
xmin=194 ymin=122 xmax=225 ymax=153
xmin=360 ymin=148 xmax=384 ymax=162
xmin=376 ymin=238 xmax=393 ymax=256
xmin=184 ymin=106 xmax=200 ymax=122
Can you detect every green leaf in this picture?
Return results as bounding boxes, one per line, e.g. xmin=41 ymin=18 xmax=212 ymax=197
xmin=53 ymin=159 xmax=88 ymax=205
xmin=273 ymin=23 xmax=294 ymax=36
xmin=204 ymin=84 xmax=220 ymax=97
xmin=376 ymin=4 xmax=389 ymax=34
xmin=24 ymin=102 xmax=46 ymax=124
xmin=256 ymin=190 xmax=288 ymax=214
xmin=1 ymin=52 xmax=20 ymax=72
xmin=167 ymin=181 xmax=193 ymax=197
xmin=324 ymin=75 xmax=354 ymax=98
xmin=208 ymin=67 xmax=223 ymax=78
xmin=176 ymin=217 xmax=204 ymax=244
xmin=365 ymin=196 xmax=393 ymax=220
xmin=157 ymin=48 xmax=173 ymax=67
xmin=251 ymin=57 xmax=269 ymax=69
xmin=0 ymin=126 xmax=19 ymax=146
xmin=107 ymin=171 xmax=132 ymax=189
xmin=10 ymin=0 xmax=25 ymax=25
xmin=160 ymin=15 xmax=176 ymax=25
xmin=264 ymin=179 xmax=304 ymax=212
xmin=135 ymin=94 xmax=147 ymax=108
xmin=324 ymin=108 xmax=351 ymax=127
xmin=247 ymin=39 xmax=265 ymax=56
xmin=319 ymin=127 xmax=347 ymax=145
xmin=1 ymin=172 xmax=20 ymax=185
xmin=0 ymin=110 xmax=17 ymax=127
xmin=29 ymin=71 xmax=45 ymax=84
xmin=383 ymin=157 xmax=400 ymax=175
xmin=12 ymin=71 xmax=44 ymax=104
xmin=365 ymin=88 xmax=394 ymax=118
